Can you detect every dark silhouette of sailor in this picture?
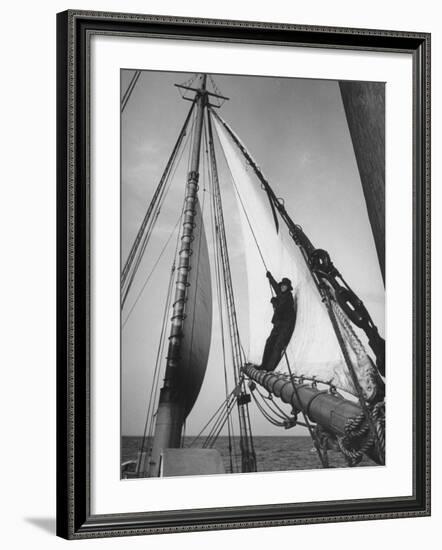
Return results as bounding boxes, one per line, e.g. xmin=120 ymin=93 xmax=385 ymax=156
xmin=257 ymin=271 xmax=297 ymax=372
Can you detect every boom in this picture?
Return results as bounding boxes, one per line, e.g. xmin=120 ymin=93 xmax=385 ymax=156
xmin=243 ymin=364 xmax=385 ymax=466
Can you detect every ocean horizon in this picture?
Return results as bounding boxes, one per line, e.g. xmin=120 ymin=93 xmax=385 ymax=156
xmin=122 ymin=435 xmax=378 ymax=475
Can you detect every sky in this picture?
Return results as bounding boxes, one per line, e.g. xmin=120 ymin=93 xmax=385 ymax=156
xmin=121 ymin=70 xmax=385 ymax=437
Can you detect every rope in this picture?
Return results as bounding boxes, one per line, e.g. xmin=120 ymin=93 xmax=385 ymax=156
xmin=138 ymin=195 xmax=189 ymax=471
xmin=203 ymin=396 xmax=237 ymax=448
xmin=206 ymin=112 xmax=256 ymax=470
xmin=122 ymin=215 xmax=182 ymax=328
xmin=181 ymin=420 xmax=186 ymax=448
xmin=121 ymin=101 xmax=196 ymax=305
xmin=210 ymin=112 xmax=267 ymax=272
xmin=187 ymin=399 xmax=231 ymax=447
xmin=204 ymin=126 xmax=235 ymax=471
xmin=250 ymin=391 xmax=288 ymax=427
xmin=253 ymin=385 xmax=292 ymax=422
xmin=211 ymin=109 xmax=329 ymax=466
xmin=121 ymin=70 xmax=141 ymax=112
xmin=188 ymin=384 xmax=239 ymax=449
xmin=324 ymin=293 xmax=383 ymax=459
xmin=336 ymin=400 xmax=385 ymax=466
xmin=262 ymin=392 xmax=293 ymax=421
xmin=224 ymin=163 xmax=268 ymax=271
xmin=136 ymin=259 xmax=176 ymax=475
xmin=187 ymin=378 xmax=244 ymax=448
xmin=283 ymin=353 xmax=329 ymax=468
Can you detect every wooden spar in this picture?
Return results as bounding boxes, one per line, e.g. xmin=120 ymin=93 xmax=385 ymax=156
xmin=243 ymin=365 xmax=360 ymax=435
xmin=243 ymin=365 xmax=384 ymax=465
xmin=146 ymin=75 xmax=208 ymax=477
xmin=339 ymin=81 xmax=385 ymax=283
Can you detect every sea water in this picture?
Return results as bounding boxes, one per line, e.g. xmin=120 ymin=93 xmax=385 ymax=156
xmin=121 ymin=436 xmax=377 ymax=475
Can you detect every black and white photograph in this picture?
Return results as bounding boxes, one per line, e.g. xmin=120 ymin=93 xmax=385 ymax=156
xmin=120 ymin=71 xmax=386 ymax=479
xmin=1 ymin=0 xmax=436 ymax=545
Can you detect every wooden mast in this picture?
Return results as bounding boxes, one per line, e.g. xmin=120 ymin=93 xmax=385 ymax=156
xmin=146 ymin=75 xmax=208 ymax=477
xmin=338 ymin=81 xmax=385 ymax=284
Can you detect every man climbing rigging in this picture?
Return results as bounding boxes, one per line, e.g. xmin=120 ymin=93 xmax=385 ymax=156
xmin=257 ymin=271 xmax=297 ymax=372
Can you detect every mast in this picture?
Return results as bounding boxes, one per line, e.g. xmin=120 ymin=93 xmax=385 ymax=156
xmin=147 ymin=75 xmax=208 ymax=477
xmin=206 ymin=112 xmax=257 ymax=472
xmin=339 ymin=81 xmax=385 ymax=283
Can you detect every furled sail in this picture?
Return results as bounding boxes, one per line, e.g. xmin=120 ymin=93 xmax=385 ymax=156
xmin=212 ymin=115 xmax=378 ymax=399
xmin=179 ymin=200 xmax=213 ymax=416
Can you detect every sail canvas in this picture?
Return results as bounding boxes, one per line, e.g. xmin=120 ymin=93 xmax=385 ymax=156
xmin=213 ymin=115 xmax=372 ymax=398
xmin=121 ymin=70 xmax=386 ymax=479
xmin=179 ymin=200 xmax=213 ymax=417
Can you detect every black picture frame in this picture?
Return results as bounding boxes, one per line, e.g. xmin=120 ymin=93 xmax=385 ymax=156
xmin=56 ymin=9 xmax=431 ymax=540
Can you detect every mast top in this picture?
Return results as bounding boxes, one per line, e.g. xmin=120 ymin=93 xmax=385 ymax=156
xmin=174 ymin=73 xmax=229 ymax=108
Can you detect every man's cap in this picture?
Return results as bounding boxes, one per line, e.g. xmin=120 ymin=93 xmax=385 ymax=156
xmin=280 ymin=277 xmax=293 ymax=290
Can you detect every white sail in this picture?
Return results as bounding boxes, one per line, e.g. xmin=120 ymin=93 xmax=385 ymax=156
xmin=180 ymin=200 xmax=213 ymax=417
xmin=213 ymin=115 xmax=378 ymax=399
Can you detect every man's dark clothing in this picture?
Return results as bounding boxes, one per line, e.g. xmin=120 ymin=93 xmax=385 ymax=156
xmin=270 ymin=290 xmax=296 ymax=324
xmin=260 ymin=272 xmax=297 ymax=372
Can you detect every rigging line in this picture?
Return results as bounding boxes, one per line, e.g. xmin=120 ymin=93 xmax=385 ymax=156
xmin=121 ymin=70 xmax=140 ymax=110
xmin=121 ymin=70 xmax=140 ymax=105
xmin=121 ymin=70 xmax=141 ymax=113
xmin=263 ymin=391 xmax=294 ymax=420
xmin=207 ymin=112 xmax=256 ymax=467
xmin=122 ymin=122 xmax=193 ymax=311
xmin=201 ymin=378 xmax=244 ymax=447
xmin=207 ymin=112 xmax=248 ymax=374
xmin=210 ymin=172 xmax=237 ymax=464
xmin=210 ymin=108 xmax=280 ymax=232
xmin=245 ymin=414 xmax=256 ymax=457
xmin=121 ymin=109 xmax=196 ymax=308
xmin=205 ymin=138 xmax=227 ymax=365
xmin=205 ymin=125 xmax=235 ymax=471
xmin=250 ymin=392 xmax=287 ymax=427
xmin=136 ymin=261 xmax=176 ymax=474
xmin=181 ymin=420 xmax=186 ymax=448
xmin=121 ymin=71 xmax=137 ymax=104
xmin=282 ymin=352 xmax=329 ymax=468
xmin=210 ymin=115 xmax=268 ymax=272
xmin=253 ymin=386 xmax=291 ymax=421
xmin=187 ymin=392 xmax=236 ymax=447
xmin=201 ymin=392 xmax=244 ymax=451
xmin=211 ymin=110 xmax=377 ymax=459
xmin=122 ymin=173 xmax=173 ymax=306
xmin=323 ymin=293 xmax=383 ymax=459
xmin=211 ymin=109 xmax=382 ymax=396
xmin=202 ymin=397 xmax=235 ymax=447
xmin=145 ymin=263 xmax=177 ymax=447
xmin=189 ymin=402 xmax=230 ymax=448
xmin=146 ymin=199 xmax=188 ymax=448
xmin=203 ymin=398 xmax=237 ymax=448
xmin=142 ymin=192 xmax=189 ymax=451
xmin=121 ymin=101 xmax=196 ymax=292
xmin=203 ymin=399 xmax=234 ymax=444
xmin=206 ymin=123 xmax=243 ymax=460
xmin=205 ymin=123 xmax=230 ymax=382
xmin=122 ymin=214 xmax=182 ymax=328
xmin=186 ymin=106 xmax=197 ymax=174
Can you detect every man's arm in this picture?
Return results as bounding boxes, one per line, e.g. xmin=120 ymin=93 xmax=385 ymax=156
xmin=266 ymin=271 xmax=280 ymax=294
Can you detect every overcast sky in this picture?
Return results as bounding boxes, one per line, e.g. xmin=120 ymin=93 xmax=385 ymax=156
xmin=121 ymin=70 xmax=384 ymax=437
